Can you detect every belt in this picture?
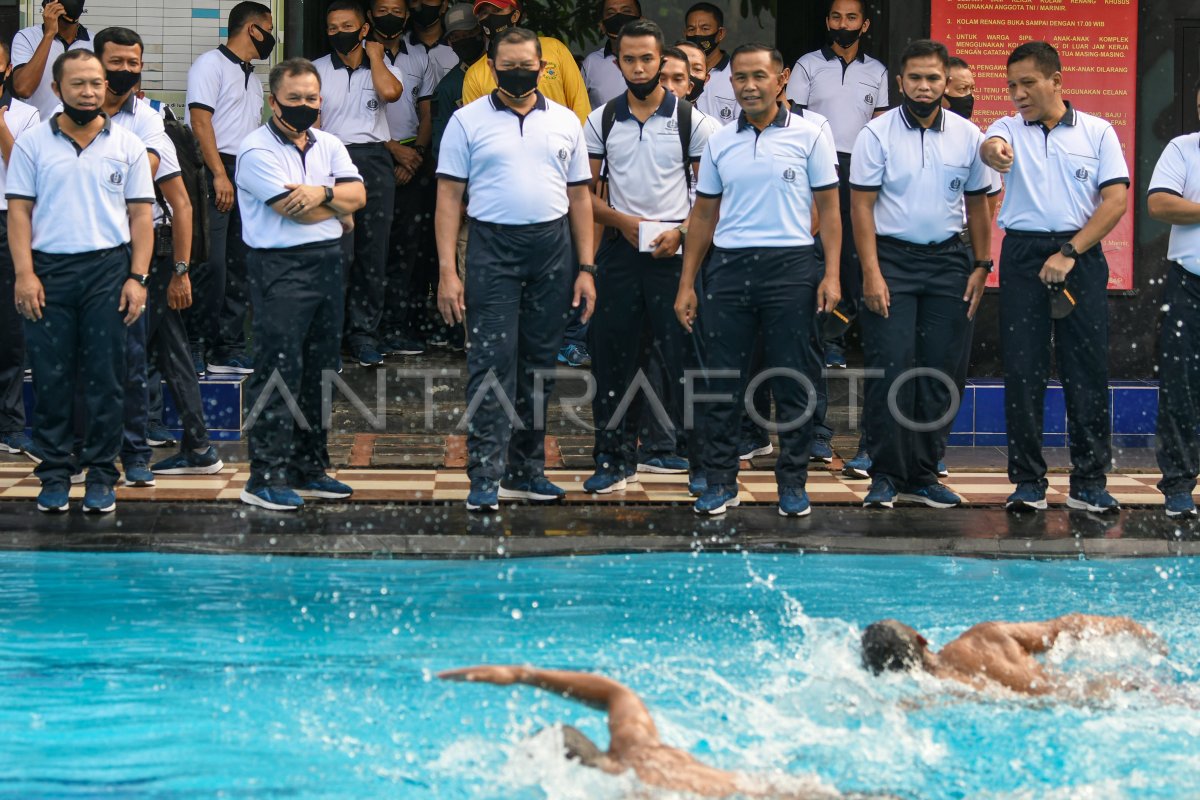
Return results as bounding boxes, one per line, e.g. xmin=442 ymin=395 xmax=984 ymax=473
xmin=876 ymin=233 xmax=963 ymax=250
xmin=345 ymin=141 xmax=388 ymax=150
xmin=1003 ymin=229 xmax=1079 ymax=239
xmin=467 ymin=216 xmax=566 ymax=232
xmin=249 ymin=239 xmax=342 ymax=255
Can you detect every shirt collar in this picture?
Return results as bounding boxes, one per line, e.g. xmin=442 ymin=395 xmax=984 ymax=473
xmin=899 ymin=103 xmax=945 ymax=132
xmin=57 ymin=24 xmax=90 ymax=47
xmin=489 ymin=89 xmax=548 ymax=115
xmin=713 ymin=52 xmax=731 ymax=72
xmin=820 ymin=44 xmax=866 ymax=63
xmin=50 ymin=112 xmax=112 ymax=139
xmin=331 ymin=49 xmax=369 ymax=71
xmin=120 ymin=92 xmax=139 ymax=116
xmin=1022 ymin=101 xmax=1077 ymax=130
xmin=267 ymin=118 xmax=317 ymax=151
xmin=218 ymin=44 xmax=255 ymax=76
xmin=612 ymin=90 xmax=676 ymax=123
xmin=603 ymin=40 xmax=615 ymax=58
xmin=737 ymin=101 xmax=790 ymax=133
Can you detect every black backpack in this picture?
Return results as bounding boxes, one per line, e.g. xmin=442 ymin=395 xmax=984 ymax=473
xmin=597 ymin=96 xmax=695 ymax=200
xmin=155 ymin=105 xmax=210 ymax=265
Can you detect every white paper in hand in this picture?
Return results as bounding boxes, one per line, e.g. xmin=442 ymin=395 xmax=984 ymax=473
xmin=638 ymin=221 xmax=682 ymax=255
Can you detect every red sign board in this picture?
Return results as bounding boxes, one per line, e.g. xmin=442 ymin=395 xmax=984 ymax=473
xmin=931 ymin=1 xmax=1138 ymax=289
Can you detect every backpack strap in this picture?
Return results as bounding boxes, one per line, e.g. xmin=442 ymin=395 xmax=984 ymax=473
xmin=598 ymin=98 xmax=619 ymax=185
xmin=677 ymin=97 xmax=694 ymax=191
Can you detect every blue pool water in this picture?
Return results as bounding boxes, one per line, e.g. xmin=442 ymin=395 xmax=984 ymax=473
xmin=0 ymin=552 xmax=1196 ymax=799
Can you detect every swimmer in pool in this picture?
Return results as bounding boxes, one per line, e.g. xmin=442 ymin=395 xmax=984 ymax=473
xmin=860 ymin=613 xmax=1166 ymax=695
xmin=439 ymin=665 xmax=866 ymax=799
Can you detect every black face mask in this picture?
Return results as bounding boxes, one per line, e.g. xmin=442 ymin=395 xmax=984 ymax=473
xmin=685 ymin=77 xmax=704 ymax=104
xmin=58 ymin=0 xmax=84 ymax=22
xmin=0 ymin=71 xmax=14 ymax=110
xmin=603 ymin=12 xmax=638 ymax=38
xmin=946 ymin=93 xmax=974 ymax=120
xmin=625 ymin=64 xmax=662 ymax=101
xmin=61 ymin=101 xmax=102 ymax=126
xmin=828 ymin=27 xmax=862 ymax=48
xmin=495 ymin=66 xmax=539 ymax=99
xmin=372 ymin=13 xmax=407 ymax=38
xmin=330 ymin=29 xmax=364 ymax=56
xmin=251 ymin=25 xmax=276 ymax=60
xmin=274 ymin=99 xmax=319 ymax=133
xmin=480 ymin=12 xmax=516 ymax=39
xmin=411 ymin=3 xmax=442 ymax=29
xmin=106 ymin=68 xmax=140 ymax=96
xmin=686 ymin=33 xmax=720 ymax=54
xmin=450 ymin=35 xmax=486 ymax=66
xmin=902 ymin=92 xmax=943 ymax=119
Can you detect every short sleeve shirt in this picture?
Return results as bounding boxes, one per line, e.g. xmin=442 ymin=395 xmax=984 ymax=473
xmin=313 ymin=52 xmax=392 ymax=144
xmin=1148 ymin=133 xmax=1200 ymax=276
xmin=384 ymin=41 xmax=438 ymax=142
xmin=11 ymin=25 xmax=93 ymax=120
xmin=581 ymin=43 xmax=626 ymax=108
xmin=0 ymin=99 xmax=43 ymax=211
xmin=696 ymin=54 xmax=738 ymax=126
xmin=787 ymin=47 xmax=888 ymax=154
xmin=186 ymin=46 xmax=265 ymax=156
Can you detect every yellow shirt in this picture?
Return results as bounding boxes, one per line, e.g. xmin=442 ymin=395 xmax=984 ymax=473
xmin=461 ymin=36 xmax=591 ymax=126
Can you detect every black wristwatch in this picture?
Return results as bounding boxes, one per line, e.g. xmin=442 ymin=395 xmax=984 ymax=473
xmin=173 ymin=261 xmax=189 ymax=276
xmin=1060 ymin=242 xmax=1078 ymax=259
xmin=127 ymin=271 xmax=149 ymax=287
xmin=974 ymin=259 xmax=994 ymax=273
xmin=322 ymin=186 xmax=334 ymax=206
xmin=579 ymin=264 xmax=598 ymax=276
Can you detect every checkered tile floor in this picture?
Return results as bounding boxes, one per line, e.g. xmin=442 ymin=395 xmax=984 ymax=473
xmin=0 ymin=462 xmax=1172 ymax=506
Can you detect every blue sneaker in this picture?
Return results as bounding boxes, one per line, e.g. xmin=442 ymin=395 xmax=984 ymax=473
xmin=353 ymin=345 xmax=384 ymax=368
xmin=240 ymin=483 xmax=304 ymax=511
xmin=825 ymin=348 xmax=847 ymax=369
xmin=499 ymin=475 xmax=566 ymax=502
xmin=295 ymin=474 xmax=353 ymax=499
xmin=739 ymin=441 xmax=773 ymax=461
xmin=584 ymin=461 xmax=626 ymax=494
xmin=688 ymin=473 xmax=707 ymax=497
xmin=557 ymin=344 xmax=591 ymax=368
xmin=382 ymin=336 xmax=426 ymax=356
xmin=36 ymin=484 xmax=69 ymax=513
xmin=863 ymin=476 xmax=897 ymax=509
xmin=1 ymin=431 xmax=44 ymax=464
xmin=146 ymin=423 xmax=178 ymax=447
xmin=82 ymin=484 xmax=117 ymax=514
xmin=151 ymin=446 xmax=224 ymax=475
xmin=637 ymin=455 xmax=689 ymax=474
xmin=190 ymin=346 xmax=206 ymax=378
xmin=899 ymin=483 xmax=962 ymax=509
xmin=1067 ymin=487 xmax=1120 ymax=514
xmin=843 ymin=447 xmax=871 ymax=480
xmin=1006 ymin=481 xmax=1047 ymax=512
xmin=624 ymin=465 xmax=639 ymax=484
xmin=694 ymin=483 xmax=739 ymax=515
xmin=122 ymin=462 xmax=156 ymax=487
xmin=778 ymin=486 xmax=811 ymax=517
xmin=466 ymin=481 xmax=499 ymax=512
xmin=809 ymin=437 xmax=834 ymax=464
xmin=207 ymin=354 xmax=254 ymax=375
xmin=937 ymin=461 xmax=949 ymax=478
xmin=1165 ymin=493 xmax=1197 ymax=519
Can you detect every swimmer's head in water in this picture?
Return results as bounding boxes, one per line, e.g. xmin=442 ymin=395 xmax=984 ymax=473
xmin=559 ymin=725 xmax=605 ymax=768
xmin=861 ymin=620 xmax=927 ymax=675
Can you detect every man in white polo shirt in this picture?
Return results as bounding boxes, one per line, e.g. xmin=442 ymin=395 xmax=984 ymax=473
xmin=0 ymin=42 xmax=45 ymax=465
xmin=981 ymin=41 xmax=1129 ymax=514
xmin=313 ymin=0 xmax=403 ymax=368
xmin=235 ymin=58 xmax=366 ymax=512
xmin=1147 ymin=86 xmax=1200 ymax=520
xmin=674 ymin=43 xmax=842 ymax=518
xmin=407 ymin=0 xmax=461 ymax=83
xmin=581 ymin=20 xmax=717 ymax=496
xmin=582 ymin=0 xmax=641 ymax=108
xmin=11 ymin=0 xmax=92 ymax=120
xmin=435 ymin=28 xmax=595 ymax=513
xmin=851 ymin=39 xmax=993 ymax=511
xmin=186 ymin=1 xmax=272 ymax=377
xmin=684 ymin=2 xmax=735 ymax=126
xmin=9 ymin=49 xmax=154 ymax=515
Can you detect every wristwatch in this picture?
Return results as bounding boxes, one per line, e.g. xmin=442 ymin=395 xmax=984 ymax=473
xmin=579 ymin=264 xmax=598 ymax=276
xmin=413 ymin=143 xmax=428 ymax=158
xmin=173 ymin=261 xmax=189 ymax=276
xmin=127 ymin=271 xmax=149 ymax=287
xmin=676 ymin=224 xmax=688 ymax=241
xmin=322 ymin=186 xmax=334 ymax=205
xmin=974 ymin=259 xmax=994 ymax=273
xmin=1060 ymin=242 xmax=1078 ymax=259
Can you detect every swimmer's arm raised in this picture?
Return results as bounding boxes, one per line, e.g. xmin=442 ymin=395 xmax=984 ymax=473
xmin=1000 ymin=615 xmax=1166 ymax=654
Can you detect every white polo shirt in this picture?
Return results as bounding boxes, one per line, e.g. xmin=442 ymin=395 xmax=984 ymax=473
xmin=1149 ymin=133 xmax=1200 ymax=276
xmin=236 ymin=122 xmax=363 ymax=250
xmin=850 ymin=107 xmax=992 ymax=245
xmin=581 ymin=43 xmax=626 ymax=108
xmin=787 ymin=46 xmax=889 ymax=154
xmin=791 ymin=103 xmax=835 ymax=154
xmin=6 ymin=116 xmax=155 ymax=254
xmin=696 ymin=103 xmax=839 ymax=249
xmin=384 ymin=41 xmax=438 ymax=142
xmin=437 ymin=91 xmax=592 ymax=225
xmin=11 ymin=25 xmax=93 ymax=121
xmin=408 ymin=31 xmax=459 ymax=85
xmin=696 ymin=54 xmax=737 ymax=126
xmin=0 ymin=99 xmax=43 ymax=211
xmin=107 ymin=95 xmax=181 ymax=226
xmin=985 ymin=103 xmax=1129 ymax=233
xmin=585 ymin=92 xmax=717 ymax=222
xmin=313 ymin=52 xmax=391 ymax=145
xmin=186 ymin=46 xmax=265 ymax=157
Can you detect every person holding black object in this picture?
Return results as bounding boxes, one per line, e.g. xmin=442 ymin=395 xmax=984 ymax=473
xmin=980 ymin=41 xmax=1128 ymax=514
xmin=11 ymin=0 xmax=92 ymax=121
xmin=235 ymin=58 xmax=366 ymax=511
xmin=9 ymin=49 xmax=155 ymax=514
xmin=675 ymin=43 xmax=842 ymax=518
xmin=435 ymin=28 xmax=595 ymax=513
xmin=851 ymin=39 xmax=992 ymax=510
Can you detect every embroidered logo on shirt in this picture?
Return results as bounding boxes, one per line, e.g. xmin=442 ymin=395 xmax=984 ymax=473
xmin=782 ymin=167 xmax=797 ymax=183
xmin=666 ymin=119 xmax=678 ymax=132
xmin=1075 ymin=167 xmax=1089 ymax=181
xmin=109 ymin=170 xmax=124 ymax=186
xmin=865 ymin=93 xmax=875 ymax=106
xmin=557 ymin=148 xmax=569 ymax=162
xmin=367 ymin=98 xmax=379 ymax=111
xmin=719 ymin=104 xmax=733 ymax=121
xmin=950 ymin=177 xmax=962 ymax=192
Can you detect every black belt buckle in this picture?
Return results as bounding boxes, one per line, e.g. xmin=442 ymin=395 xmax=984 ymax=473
xmin=1048 ymin=283 xmax=1076 ymax=319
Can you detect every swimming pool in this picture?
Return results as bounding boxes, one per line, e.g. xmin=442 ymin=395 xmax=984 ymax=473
xmin=0 ymin=552 xmax=1195 ymax=798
